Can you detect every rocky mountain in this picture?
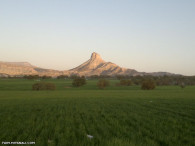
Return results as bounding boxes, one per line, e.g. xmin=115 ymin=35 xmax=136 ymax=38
xmin=70 ymin=52 xmax=139 ymax=76
xmin=0 ymin=52 xmax=176 ymax=77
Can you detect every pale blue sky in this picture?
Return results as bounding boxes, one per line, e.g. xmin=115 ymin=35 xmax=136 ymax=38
xmin=0 ymin=0 xmax=194 ymax=75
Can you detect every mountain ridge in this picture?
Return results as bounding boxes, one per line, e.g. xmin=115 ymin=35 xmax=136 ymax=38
xmin=0 ymin=52 xmax=178 ymax=77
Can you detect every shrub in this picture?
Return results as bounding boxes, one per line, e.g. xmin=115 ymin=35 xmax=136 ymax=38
xmin=72 ymin=76 xmax=86 ymax=87
xmin=119 ymin=79 xmax=132 ymax=86
xmin=97 ymin=79 xmax=110 ymax=89
xmin=141 ymin=80 xmax=156 ymax=90
xmin=32 ymin=82 xmax=56 ymax=90
xmin=180 ymin=82 xmax=185 ymax=88
xmin=45 ymin=83 xmax=56 ymax=90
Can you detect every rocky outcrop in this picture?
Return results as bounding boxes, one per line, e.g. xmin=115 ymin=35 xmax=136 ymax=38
xmin=69 ymin=52 xmax=138 ymax=76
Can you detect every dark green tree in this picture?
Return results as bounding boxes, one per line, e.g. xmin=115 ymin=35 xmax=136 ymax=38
xmin=119 ymin=79 xmax=132 ymax=86
xmin=32 ymin=82 xmax=56 ymax=90
xmin=141 ymin=80 xmax=156 ymax=90
xmin=97 ymin=79 xmax=110 ymax=89
xmin=72 ymin=76 xmax=86 ymax=87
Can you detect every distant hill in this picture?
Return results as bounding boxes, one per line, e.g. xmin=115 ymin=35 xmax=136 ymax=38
xmin=0 ymin=52 xmax=177 ymax=77
xmin=0 ymin=62 xmax=34 ymax=67
xmin=0 ymin=61 xmax=65 ymax=77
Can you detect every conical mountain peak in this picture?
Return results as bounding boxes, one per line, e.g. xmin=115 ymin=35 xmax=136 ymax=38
xmin=70 ymin=52 xmax=105 ymax=72
xmin=90 ymin=52 xmax=102 ymax=60
xmin=69 ymin=52 xmax=139 ymax=75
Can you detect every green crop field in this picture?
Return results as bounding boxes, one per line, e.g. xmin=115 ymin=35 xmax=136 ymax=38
xmin=0 ymin=79 xmax=194 ymax=146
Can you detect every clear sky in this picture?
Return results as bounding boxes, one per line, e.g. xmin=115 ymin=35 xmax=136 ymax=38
xmin=0 ymin=0 xmax=194 ymax=75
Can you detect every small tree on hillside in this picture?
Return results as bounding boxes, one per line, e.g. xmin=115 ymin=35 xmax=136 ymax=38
xmin=72 ymin=76 xmax=86 ymax=87
xmin=141 ymin=80 xmax=156 ymax=90
xmin=97 ymin=79 xmax=110 ymax=89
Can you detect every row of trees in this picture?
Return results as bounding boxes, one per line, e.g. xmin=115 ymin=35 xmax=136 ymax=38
xmin=71 ymin=77 xmax=156 ymax=90
xmin=59 ymin=75 xmax=195 ymax=86
xmin=31 ymin=79 xmax=156 ymax=91
xmin=115 ymin=75 xmax=195 ymax=86
xmin=5 ymin=74 xmax=195 ymax=86
xmin=32 ymin=78 xmax=190 ymax=91
xmin=24 ymin=75 xmax=52 ymax=80
xmin=32 ymin=76 xmax=190 ymax=90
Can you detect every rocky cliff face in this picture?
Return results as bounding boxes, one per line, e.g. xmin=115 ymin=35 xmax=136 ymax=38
xmin=69 ymin=52 xmax=138 ymax=76
xmin=70 ymin=52 xmax=106 ymax=72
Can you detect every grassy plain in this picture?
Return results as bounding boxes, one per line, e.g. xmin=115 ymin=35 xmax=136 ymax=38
xmin=0 ymin=79 xmax=194 ymax=146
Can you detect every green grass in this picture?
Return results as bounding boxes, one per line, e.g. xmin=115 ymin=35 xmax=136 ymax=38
xmin=0 ymin=79 xmax=195 ymax=146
